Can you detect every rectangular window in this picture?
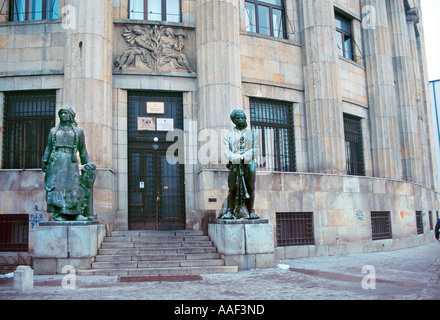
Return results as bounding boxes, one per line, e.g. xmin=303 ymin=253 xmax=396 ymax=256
xmin=10 ymin=0 xmax=59 ymax=21
xmin=344 ymin=114 xmax=365 ymax=176
xmin=166 ymin=0 xmax=180 ymax=22
xmin=2 ymin=90 xmax=56 ymax=169
xmin=245 ymin=0 xmax=286 ymax=39
xmin=250 ymin=98 xmax=295 ymax=172
xmin=429 ymin=211 xmax=433 ymax=230
xmin=276 ymin=212 xmax=314 ymax=246
xmin=335 ymin=12 xmax=353 ymax=60
xmin=129 ymin=0 xmax=181 ymax=22
xmin=129 ymin=0 xmax=145 ymax=20
xmin=371 ymin=211 xmax=392 ymax=240
xmin=0 ymin=215 xmax=29 ymax=252
xmin=416 ymin=211 xmax=424 ymax=234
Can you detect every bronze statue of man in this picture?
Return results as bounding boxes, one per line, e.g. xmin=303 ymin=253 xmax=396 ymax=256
xmin=220 ymin=109 xmax=260 ymax=219
xmin=42 ymin=107 xmax=96 ymax=222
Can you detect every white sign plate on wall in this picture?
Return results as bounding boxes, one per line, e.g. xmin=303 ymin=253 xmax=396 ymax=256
xmin=147 ymin=102 xmax=165 ymax=114
xmin=157 ymin=118 xmax=174 ymax=131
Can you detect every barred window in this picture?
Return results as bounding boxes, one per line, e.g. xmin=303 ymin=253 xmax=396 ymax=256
xmin=245 ymin=0 xmax=286 ymax=39
xmin=10 ymin=0 xmax=59 ymax=21
xmin=344 ymin=114 xmax=365 ymax=176
xmin=129 ymin=0 xmax=181 ymax=22
xmin=371 ymin=211 xmax=392 ymax=240
xmin=276 ymin=212 xmax=314 ymax=246
xmin=2 ymin=90 xmax=56 ymax=169
xmin=250 ymin=98 xmax=295 ymax=172
xmin=415 ymin=211 xmax=424 ymax=234
xmin=0 ymin=214 xmax=29 ymax=252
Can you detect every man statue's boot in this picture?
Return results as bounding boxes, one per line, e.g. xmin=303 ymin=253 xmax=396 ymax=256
xmin=222 ymin=195 xmax=236 ymax=219
xmin=247 ymin=197 xmax=259 ymax=219
xmin=249 ymin=209 xmax=260 ymax=219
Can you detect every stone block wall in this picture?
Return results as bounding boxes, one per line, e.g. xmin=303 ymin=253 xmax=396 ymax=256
xmin=0 ymin=20 xmax=64 ymax=78
xmin=253 ymin=172 xmax=439 ymax=258
xmin=0 ymin=170 xmax=46 ymax=215
xmin=240 ymin=35 xmax=303 ymax=90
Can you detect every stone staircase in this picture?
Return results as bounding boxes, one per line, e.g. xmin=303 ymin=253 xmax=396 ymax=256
xmin=77 ymin=230 xmax=238 ymax=277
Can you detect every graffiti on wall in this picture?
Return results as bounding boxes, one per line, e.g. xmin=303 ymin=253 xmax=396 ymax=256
xmin=29 ymin=204 xmax=45 ymax=228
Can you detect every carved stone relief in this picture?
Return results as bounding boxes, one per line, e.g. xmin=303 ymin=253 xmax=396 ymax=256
xmin=115 ymin=25 xmax=194 ymax=73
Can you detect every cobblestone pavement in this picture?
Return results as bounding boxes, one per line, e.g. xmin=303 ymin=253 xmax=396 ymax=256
xmin=1 ymin=241 xmax=439 ymax=301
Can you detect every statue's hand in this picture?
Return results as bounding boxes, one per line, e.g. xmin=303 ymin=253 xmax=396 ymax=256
xmin=84 ymin=162 xmax=97 ymax=171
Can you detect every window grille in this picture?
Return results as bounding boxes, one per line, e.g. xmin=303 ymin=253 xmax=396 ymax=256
xmin=2 ymin=90 xmax=56 ymax=169
xmin=0 ymin=255 xmax=33 ymax=273
xmin=415 ymin=211 xmax=424 ymax=234
xmin=0 ymin=214 xmax=29 ymax=252
xmin=129 ymin=0 xmax=181 ymax=22
xmin=371 ymin=211 xmax=392 ymax=240
xmin=250 ymin=98 xmax=295 ymax=172
xmin=10 ymin=0 xmax=59 ymax=21
xmin=276 ymin=212 xmax=314 ymax=246
xmin=335 ymin=11 xmax=353 ymax=60
xmin=245 ymin=0 xmax=286 ymax=39
xmin=344 ymin=114 xmax=365 ymax=176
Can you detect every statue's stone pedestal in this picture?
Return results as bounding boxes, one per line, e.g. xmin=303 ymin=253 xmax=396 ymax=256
xmin=208 ymin=219 xmax=274 ymax=270
xmin=33 ymin=221 xmax=106 ymax=275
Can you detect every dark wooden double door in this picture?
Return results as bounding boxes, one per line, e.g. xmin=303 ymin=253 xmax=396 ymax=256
xmin=128 ymin=92 xmax=185 ymax=230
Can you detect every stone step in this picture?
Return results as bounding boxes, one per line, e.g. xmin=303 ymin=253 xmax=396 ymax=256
xmin=94 ymin=252 xmax=222 ymax=262
xmin=98 ymin=246 xmax=218 ymax=256
xmin=103 ymin=235 xmax=211 ymax=242
xmin=101 ymin=240 xmax=214 ymax=249
xmin=92 ymin=259 xmax=225 ymax=270
xmin=77 ymin=265 xmax=238 ymax=277
xmin=79 ymin=230 xmax=238 ymax=277
xmin=110 ymin=230 xmax=204 ymax=237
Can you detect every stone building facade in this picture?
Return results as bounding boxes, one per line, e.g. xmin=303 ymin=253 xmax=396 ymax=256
xmin=0 ymin=0 xmax=439 ymax=259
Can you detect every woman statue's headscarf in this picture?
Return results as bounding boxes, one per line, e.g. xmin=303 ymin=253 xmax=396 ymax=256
xmin=58 ymin=106 xmax=78 ymax=126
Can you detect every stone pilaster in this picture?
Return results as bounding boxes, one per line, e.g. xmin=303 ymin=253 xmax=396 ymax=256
xmin=407 ymin=2 xmax=440 ymax=190
xmin=196 ymin=0 xmax=242 ymax=166
xmin=299 ymin=0 xmax=345 ymax=174
xmin=62 ymin=0 xmax=113 ymax=169
xmin=388 ymin=0 xmax=422 ymax=184
xmin=361 ymin=0 xmax=402 ymax=179
xmin=195 ymin=0 xmax=242 ymax=221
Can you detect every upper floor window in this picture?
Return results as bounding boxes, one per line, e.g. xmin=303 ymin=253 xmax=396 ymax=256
xmin=335 ymin=12 xmax=353 ymax=60
xmin=129 ymin=0 xmax=181 ymax=22
xmin=245 ymin=0 xmax=286 ymax=39
xmin=10 ymin=0 xmax=59 ymax=21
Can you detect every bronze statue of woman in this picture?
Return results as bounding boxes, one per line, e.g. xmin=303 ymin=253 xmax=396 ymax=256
xmin=42 ymin=107 xmax=95 ymax=221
